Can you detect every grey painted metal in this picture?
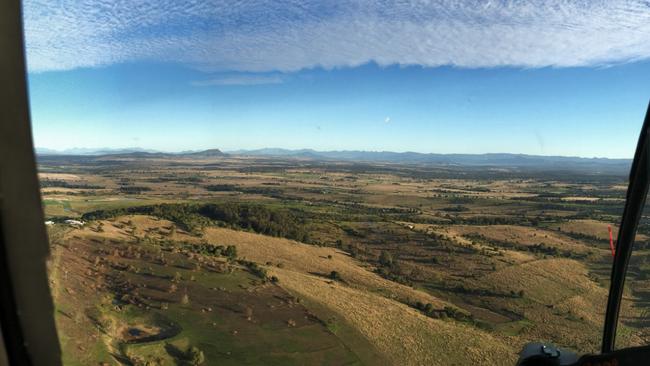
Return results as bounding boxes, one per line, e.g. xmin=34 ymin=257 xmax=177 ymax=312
xmin=0 ymin=0 xmax=62 ymax=364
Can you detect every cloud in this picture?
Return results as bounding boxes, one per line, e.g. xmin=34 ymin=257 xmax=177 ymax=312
xmin=23 ymin=1 xmax=650 ymax=73
xmin=384 ymin=117 xmax=391 ymax=124
xmin=190 ymin=75 xmax=283 ymax=86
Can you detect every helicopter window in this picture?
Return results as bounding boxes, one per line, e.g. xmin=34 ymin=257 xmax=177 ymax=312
xmin=19 ymin=1 xmax=650 ymax=364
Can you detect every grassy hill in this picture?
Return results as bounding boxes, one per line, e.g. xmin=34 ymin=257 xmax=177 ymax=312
xmin=48 ymin=217 xmax=380 ymax=365
xmin=48 ymin=216 xmax=520 ymax=365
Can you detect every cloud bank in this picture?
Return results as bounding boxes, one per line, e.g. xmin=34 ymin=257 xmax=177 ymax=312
xmin=190 ymin=75 xmax=283 ymax=86
xmin=23 ymin=0 xmax=650 ymax=73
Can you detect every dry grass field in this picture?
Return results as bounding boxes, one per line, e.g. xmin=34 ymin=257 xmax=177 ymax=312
xmin=37 ymin=153 xmax=650 ymax=365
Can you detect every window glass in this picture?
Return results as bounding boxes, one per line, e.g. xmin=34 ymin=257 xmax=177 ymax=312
xmin=22 ymin=1 xmax=650 ymax=364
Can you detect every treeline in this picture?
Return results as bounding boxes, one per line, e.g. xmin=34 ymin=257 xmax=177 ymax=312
xmin=82 ymin=204 xmax=210 ymax=232
xmin=441 ymin=205 xmax=470 ymax=212
xmin=204 ymin=184 xmax=239 ymax=191
xmin=119 ymin=186 xmax=152 ymax=194
xmin=205 ymin=184 xmax=283 ymax=197
xmin=441 ymin=215 xmax=529 ymax=226
xmin=40 ymin=179 xmax=104 ymax=189
xmin=556 ymin=230 xmax=606 ymax=247
xmin=82 ymin=203 xmax=309 ymax=241
xmin=147 ymin=175 xmax=204 ymax=183
xmin=410 ymin=301 xmax=494 ymax=330
xmin=465 ymin=233 xmax=588 ymax=259
xmin=197 ymin=203 xmax=308 ymax=241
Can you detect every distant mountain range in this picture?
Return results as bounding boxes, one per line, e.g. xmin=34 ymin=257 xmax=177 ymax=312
xmin=35 ymin=147 xmax=632 ymax=174
xmin=36 ymin=147 xmax=161 ymax=156
xmin=36 ymin=147 xmax=226 ymax=157
xmin=229 ymin=148 xmax=631 ymax=171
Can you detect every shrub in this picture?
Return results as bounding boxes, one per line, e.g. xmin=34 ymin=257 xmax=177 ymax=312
xmin=173 ymin=272 xmax=182 ymax=282
xmin=240 ymin=260 xmax=268 ymax=279
xmin=379 ymin=251 xmax=394 ymax=267
xmin=424 ymin=303 xmax=434 ymax=313
xmin=186 ymin=346 xmax=205 ymax=365
xmin=224 ymin=245 xmax=237 ymax=260
xmin=329 ymin=271 xmax=342 ymax=281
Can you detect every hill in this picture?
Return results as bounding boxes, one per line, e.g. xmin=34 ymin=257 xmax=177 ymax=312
xmin=48 ymin=215 xmax=517 ymax=365
xmin=36 ymin=146 xmax=630 ymax=174
xmin=230 ymin=149 xmax=631 ymax=173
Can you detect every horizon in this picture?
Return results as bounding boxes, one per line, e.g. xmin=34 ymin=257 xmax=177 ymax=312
xmin=23 ymin=1 xmax=650 ymax=159
xmin=33 ymin=145 xmax=634 ymax=160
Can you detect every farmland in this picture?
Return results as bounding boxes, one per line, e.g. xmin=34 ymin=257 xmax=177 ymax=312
xmin=38 ymin=152 xmax=650 ymax=365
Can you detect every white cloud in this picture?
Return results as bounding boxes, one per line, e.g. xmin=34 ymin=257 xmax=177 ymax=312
xmin=23 ymin=1 xmax=650 ymax=73
xmin=384 ymin=117 xmax=391 ymax=123
xmin=190 ymin=75 xmax=283 ymax=86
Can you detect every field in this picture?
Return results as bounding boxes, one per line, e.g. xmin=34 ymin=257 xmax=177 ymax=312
xmin=38 ymin=153 xmax=650 ymax=365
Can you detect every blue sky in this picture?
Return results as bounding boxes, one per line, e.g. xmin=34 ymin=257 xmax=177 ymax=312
xmin=23 ymin=1 xmax=650 ymax=158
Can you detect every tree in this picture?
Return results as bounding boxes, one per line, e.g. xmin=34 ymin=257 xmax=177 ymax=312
xmin=224 ymin=245 xmax=237 ymax=260
xmin=186 ymin=346 xmax=205 ymax=365
xmin=424 ymin=303 xmax=434 ymax=313
xmin=329 ymin=271 xmax=342 ymax=281
xmin=181 ymin=292 xmax=190 ymax=305
xmin=379 ymin=251 xmax=394 ymax=267
xmin=173 ymin=272 xmax=182 ymax=282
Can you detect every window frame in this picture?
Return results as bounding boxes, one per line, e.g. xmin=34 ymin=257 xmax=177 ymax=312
xmin=0 ymin=0 xmax=62 ymax=364
xmin=602 ymin=102 xmax=650 ymax=352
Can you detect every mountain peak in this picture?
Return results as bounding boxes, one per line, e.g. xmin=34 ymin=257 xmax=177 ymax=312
xmin=186 ymin=149 xmax=225 ymax=157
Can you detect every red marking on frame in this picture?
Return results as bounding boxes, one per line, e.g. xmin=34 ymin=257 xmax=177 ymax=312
xmin=608 ymin=225 xmax=615 ymax=257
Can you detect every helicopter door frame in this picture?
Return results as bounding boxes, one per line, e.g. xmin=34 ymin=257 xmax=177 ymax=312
xmin=0 ymin=0 xmax=63 ymax=364
xmin=602 ymin=102 xmax=650 ymax=352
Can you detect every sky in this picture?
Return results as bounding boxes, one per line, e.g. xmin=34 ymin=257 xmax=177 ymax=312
xmin=23 ymin=0 xmax=650 ymax=158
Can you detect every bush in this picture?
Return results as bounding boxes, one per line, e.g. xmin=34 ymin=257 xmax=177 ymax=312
xmin=424 ymin=303 xmax=434 ymax=313
xmin=379 ymin=251 xmax=394 ymax=267
xmin=186 ymin=346 xmax=205 ymax=365
xmin=224 ymin=245 xmax=237 ymax=260
xmin=329 ymin=271 xmax=342 ymax=281
xmin=240 ymin=260 xmax=268 ymax=279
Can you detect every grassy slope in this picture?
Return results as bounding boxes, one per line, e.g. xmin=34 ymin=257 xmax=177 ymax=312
xmin=49 ymin=218 xmax=366 ymax=365
xmin=204 ymin=226 xmax=517 ymax=365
